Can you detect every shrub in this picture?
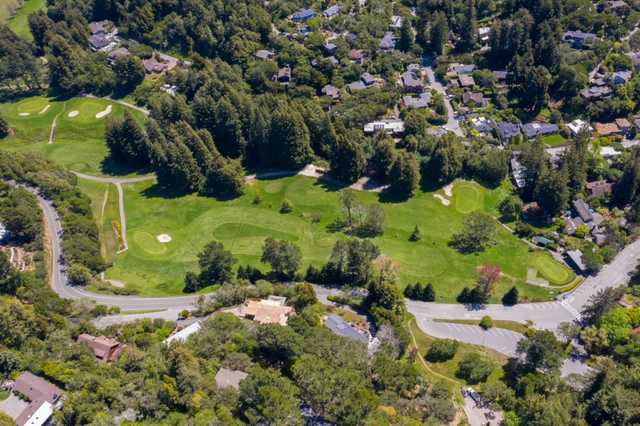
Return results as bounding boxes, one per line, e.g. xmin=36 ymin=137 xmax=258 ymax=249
xmin=502 ymin=286 xmax=519 ymax=306
xmin=409 ymin=225 xmax=422 ymax=241
xmin=426 ymin=339 xmax=459 ymax=362
xmin=280 ymin=199 xmax=293 ymax=213
xmin=479 ymin=315 xmax=493 ymax=330
xmin=68 ymin=263 xmax=93 ymax=286
xmin=456 ymin=353 xmax=494 ymax=384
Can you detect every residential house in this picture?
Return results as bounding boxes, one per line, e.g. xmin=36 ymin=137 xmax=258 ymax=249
xmin=347 ymin=72 xmax=377 ymax=93
xmin=607 ymin=0 xmax=630 ymax=14
xmin=363 ymin=119 xmax=405 ymax=136
xmin=2 ymin=372 xmax=63 ymax=426
xmin=450 ymin=64 xmax=476 ymax=75
xmin=89 ymin=34 xmax=114 ymax=51
xmin=478 ymin=26 xmax=491 ymax=43
xmin=458 ymin=74 xmax=476 ymax=88
xmin=325 ymin=315 xmax=370 ymax=344
xmin=390 ymin=15 xmax=403 ymax=30
xmin=612 ymin=70 xmax=632 ymax=85
xmin=627 ymin=51 xmax=640 ymax=71
xmin=321 ymin=84 xmax=340 ymax=100
xmin=510 ymin=155 xmax=526 ymax=189
xmin=275 ymin=66 xmax=291 ymax=84
xmin=462 ymin=91 xmax=488 ymax=108
xmin=89 ymin=20 xmax=117 ymax=36
xmin=496 ymin=122 xmax=521 ymax=142
xmin=88 ymin=20 xmax=118 ymax=52
xmin=493 ymin=70 xmax=508 ymax=82
xmin=567 ymin=119 xmax=591 ymax=136
xmin=164 ymin=321 xmax=202 ymax=345
xmin=586 ymin=180 xmax=612 ymax=198
xmin=469 ymin=116 xmax=495 ymax=134
xmin=215 ymin=368 xmax=248 ymax=390
xmin=594 ymin=122 xmax=622 ymax=137
xmin=401 ymin=93 xmax=431 ymax=109
xmin=566 ymin=249 xmax=587 ymax=274
xmin=142 ymin=53 xmax=178 ymax=74
xmin=401 ymin=71 xmax=424 ymax=93
xmin=255 ymin=49 xmax=275 ymax=60
xmin=380 ymin=32 xmax=396 ymax=51
xmin=601 ymin=146 xmax=622 ymax=158
xmin=349 ymin=49 xmax=365 ymax=65
xmin=580 ymin=86 xmax=612 ymax=100
xmin=238 ymin=296 xmax=294 ymax=325
xmin=324 ymin=42 xmax=337 ymax=55
xmin=521 ymin=122 xmax=559 ymax=139
xmin=323 ymin=4 xmax=341 ymax=18
xmin=573 ymin=199 xmax=593 ymax=223
xmin=106 ymin=47 xmax=130 ymax=64
xmin=292 ymin=8 xmax=316 ymax=22
xmin=563 ymin=30 xmax=597 ymax=49
xmin=77 ymin=334 xmax=126 ymax=363
xmin=615 ymin=118 xmax=632 ymax=136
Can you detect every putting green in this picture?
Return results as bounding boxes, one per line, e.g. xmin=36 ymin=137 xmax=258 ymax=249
xmin=453 ymin=182 xmax=483 ymax=214
xmin=15 ymin=97 xmax=49 ymax=114
xmin=531 ymin=252 xmax=574 ymax=286
xmin=132 ymin=231 xmax=169 ymax=255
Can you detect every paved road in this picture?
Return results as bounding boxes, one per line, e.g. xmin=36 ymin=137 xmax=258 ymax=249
xmin=423 ymin=61 xmax=464 ymax=137
xmin=463 ymin=395 xmax=503 ymax=426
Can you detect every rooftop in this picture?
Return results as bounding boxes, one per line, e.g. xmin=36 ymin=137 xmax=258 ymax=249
xmin=239 ymin=298 xmax=294 ymax=325
xmin=215 ymin=368 xmax=248 ymax=390
xmin=325 ymin=315 xmax=369 ymax=344
xmin=77 ymin=334 xmax=126 ymax=363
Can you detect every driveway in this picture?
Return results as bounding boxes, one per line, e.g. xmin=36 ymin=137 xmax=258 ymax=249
xmin=463 ymin=395 xmax=503 ymax=426
xmin=423 ymin=61 xmax=465 ymax=137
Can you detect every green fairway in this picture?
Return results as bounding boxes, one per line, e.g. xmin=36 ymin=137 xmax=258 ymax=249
xmin=0 ymin=96 xmax=146 ymax=176
xmin=531 ymin=251 xmax=575 ymax=286
xmin=6 ymin=0 xmax=46 ymax=39
xmin=99 ymin=176 xmax=568 ymax=300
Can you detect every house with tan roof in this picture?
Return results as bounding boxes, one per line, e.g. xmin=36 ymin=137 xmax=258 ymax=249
xmin=594 ymin=122 xmax=621 ymax=137
xmin=77 ymin=334 xmax=126 ymax=363
xmin=238 ymin=296 xmax=294 ymax=325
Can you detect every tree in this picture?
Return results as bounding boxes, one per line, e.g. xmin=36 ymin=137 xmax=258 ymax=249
xmin=421 ymin=283 xmax=435 ymax=301
xmin=197 ymin=241 xmax=236 ymax=286
xmin=261 ymin=238 xmax=302 ymax=280
xmin=183 ymin=271 xmax=199 ymax=293
xmin=239 ymin=367 xmax=302 ymax=426
xmin=428 ymin=135 xmax=466 ymax=183
xmin=105 ymin=111 xmax=151 ymax=166
xmin=456 ymin=353 xmax=493 ymax=384
xmin=0 ymin=252 xmax=20 ymax=295
xmin=290 ymin=283 xmax=317 ymax=311
xmin=371 ymin=137 xmax=397 ymax=182
xmin=535 ymin=168 xmax=569 ymax=216
xmin=68 ymin=263 xmax=93 ymax=286
xmin=429 ymin=12 xmax=449 ymax=55
xmin=269 ymin=105 xmax=312 ymax=169
xmin=458 ymin=0 xmax=478 ymax=52
xmin=581 ymin=286 xmax=626 ymax=325
xmin=398 ymin=17 xmax=414 ymax=52
xmin=502 ymin=286 xmax=519 ymax=306
xmin=0 ymin=114 xmax=9 ymax=138
xmin=389 ymin=151 xmax=420 ymax=196
xmin=330 ymin=136 xmax=366 ymax=183
xmin=516 ymin=330 xmax=564 ymax=373
xmin=499 ymin=195 xmax=523 ymax=222
xmin=475 ymin=264 xmax=501 ymax=303
xmin=479 ymin=315 xmax=493 ymax=329
xmin=321 ymin=239 xmax=380 ymax=286
xmin=409 ymin=225 xmax=421 ymax=241
xmin=113 ymin=56 xmax=145 ymax=92
xmin=450 ymin=212 xmax=496 ymax=253
xmin=426 ymin=339 xmax=459 ymax=362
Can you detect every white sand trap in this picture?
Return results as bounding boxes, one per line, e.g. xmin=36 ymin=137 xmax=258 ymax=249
xmin=156 ymin=234 xmax=172 ymax=243
xmin=443 ymin=183 xmax=453 ymax=197
xmin=39 ymin=105 xmax=50 ymax=114
xmin=434 ymin=194 xmax=451 ymax=206
xmin=18 ymin=112 xmax=30 ymax=116
xmin=96 ymin=104 xmax=112 ymax=119
xmin=67 ymin=110 xmax=79 ymax=118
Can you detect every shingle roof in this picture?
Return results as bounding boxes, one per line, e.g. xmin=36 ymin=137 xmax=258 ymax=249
xmin=325 ymin=315 xmax=369 ymax=343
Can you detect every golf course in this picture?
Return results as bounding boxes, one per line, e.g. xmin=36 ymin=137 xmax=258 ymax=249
xmin=0 ymin=94 xmax=576 ymax=301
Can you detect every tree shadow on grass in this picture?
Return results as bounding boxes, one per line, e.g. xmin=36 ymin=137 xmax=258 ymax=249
xmin=378 ymin=189 xmax=411 ymax=204
xmin=141 ymin=182 xmax=192 ymax=200
xmin=312 ymin=176 xmax=350 ymax=192
xmin=99 ymin=156 xmax=152 ymax=177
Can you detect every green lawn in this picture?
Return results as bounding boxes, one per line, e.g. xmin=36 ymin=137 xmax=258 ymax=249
xmin=99 ymin=175 xmax=570 ymax=299
xmin=541 ymin=134 xmax=567 ymax=147
xmin=0 ymin=96 xmax=146 ymax=176
xmin=6 ymin=0 xmax=45 ymax=39
xmin=530 ymin=251 xmax=575 ymax=286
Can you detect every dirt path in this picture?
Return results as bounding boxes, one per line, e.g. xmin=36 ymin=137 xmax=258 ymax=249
xmin=47 ymin=102 xmax=65 ymax=144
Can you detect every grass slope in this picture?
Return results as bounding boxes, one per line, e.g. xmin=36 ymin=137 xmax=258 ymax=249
xmin=77 ymin=179 xmax=120 ymax=265
xmin=0 ymin=96 xmax=146 ymax=176
xmin=6 ymin=0 xmax=45 ymax=39
xmin=102 ymin=176 xmax=568 ymax=299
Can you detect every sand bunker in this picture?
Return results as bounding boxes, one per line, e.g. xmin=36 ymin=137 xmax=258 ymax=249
xmin=67 ymin=110 xmax=79 ymax=118
xmin=434 ymin=194 xmax=451 ymax=206
xmin=18 ymin=112 xmax=30 ymax=116
xmin=96 ymin=104 xmax=112 ymax=119
xmin=156 ymin=234 xmax=172 ymax=243
xmin=39 ymin=105 xmax=50 ymax=114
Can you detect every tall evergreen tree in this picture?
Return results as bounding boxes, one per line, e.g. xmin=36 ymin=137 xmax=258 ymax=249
xmin=269 ymin=105 xmax=312 ymax=169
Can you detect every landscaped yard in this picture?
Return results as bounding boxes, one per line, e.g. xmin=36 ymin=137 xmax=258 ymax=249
xmin=0 ymin=96 xmax=146 ymax=176
xmin=541 ymin=133 xmax=567 ymax=147
xmin=96 ymin=174 xmax=571 ymax=300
